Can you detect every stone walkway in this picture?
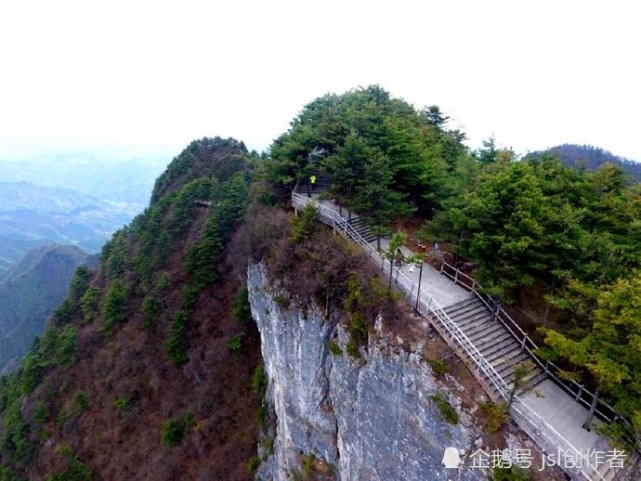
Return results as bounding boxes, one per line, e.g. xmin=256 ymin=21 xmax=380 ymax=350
xmin=297 ymin=191 xmax=622 ymax=481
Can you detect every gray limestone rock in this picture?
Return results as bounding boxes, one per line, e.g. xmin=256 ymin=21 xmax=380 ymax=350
xmin=248 ymin=262 xmax=489 ymax=481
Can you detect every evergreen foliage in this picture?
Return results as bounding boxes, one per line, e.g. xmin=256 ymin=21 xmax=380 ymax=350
xmin=231 ymin=286 xmax=253 ymax=324
xmin=267 ymin=85 xmax=470 ymax=217
xmin=101 ymin=280 xmax=128 ymax=335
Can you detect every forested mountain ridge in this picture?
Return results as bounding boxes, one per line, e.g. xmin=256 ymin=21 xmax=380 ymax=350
xmin=527 ymin=144 xmax=641 ymax=181
xmin=0 ymin=137 xmax=262 ymax=480
xmin=0 ymin=245 xmax=88 ymax=376
xmin=1 ymin=86 xmax=640 ymax=480
xmin=265 ymin=86 xmax=641 ymax=449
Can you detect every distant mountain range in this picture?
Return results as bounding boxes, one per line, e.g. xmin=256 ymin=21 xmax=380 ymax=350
xmin=0 ymin=181 xmax=132 ymax=258
xmin=527 ymin=144 xmax=641 ymax=181
xmin=0 ymin=152 xmax=169 ymax=274
xmin=0 ymin=152 xmax=168 ymax=208
xmin=0 ymin=244 xmax=88 ymax=375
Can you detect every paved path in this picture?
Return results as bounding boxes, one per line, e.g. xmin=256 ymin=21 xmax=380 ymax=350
xmin=519 ymin=379 xmax=600 ymax=452
xmin=301 ymin=191 xmax=620 ymax=480
xmin=309 ymin=193 xmax=472 ymax=308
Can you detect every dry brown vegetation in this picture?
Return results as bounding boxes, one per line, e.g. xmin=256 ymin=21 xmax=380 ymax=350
xmin=25 ymin=227 xmax=262 ymax=481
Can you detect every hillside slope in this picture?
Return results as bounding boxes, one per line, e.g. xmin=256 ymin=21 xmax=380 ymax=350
xmin=0 ymin=244 xmax=88 ymax=375
xmin=0 ymin=138 xmax=262 ymax=481
xmin=527 ymin=143 xmax=641 ymax=181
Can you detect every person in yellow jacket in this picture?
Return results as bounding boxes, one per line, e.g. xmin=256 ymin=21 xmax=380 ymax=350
xmin=308 ymin=174 xmax=317 ymax=197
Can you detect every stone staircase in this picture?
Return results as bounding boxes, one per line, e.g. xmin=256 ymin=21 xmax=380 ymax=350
xmin=347 ymin=217 xmax=377 ymax=244
xmin=443 ymin=297 xmax=546 ymax=400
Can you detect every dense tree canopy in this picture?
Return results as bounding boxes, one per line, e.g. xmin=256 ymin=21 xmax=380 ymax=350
xmin=265 ymin=85 xmax=472 ymax=221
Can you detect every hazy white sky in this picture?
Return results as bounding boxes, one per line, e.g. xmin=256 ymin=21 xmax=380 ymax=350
xmin=0 ymin=0 xmax=639 ymax=160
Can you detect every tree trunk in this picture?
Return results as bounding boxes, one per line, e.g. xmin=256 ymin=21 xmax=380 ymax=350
xmin=583 ymin=384 xmax=601 ymax=431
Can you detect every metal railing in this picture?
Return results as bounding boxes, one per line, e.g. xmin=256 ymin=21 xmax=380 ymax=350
xmin=440 ymin=261 xmax=619 ymax=424
xmin=292 ymin=191 xmax=608 ymax=481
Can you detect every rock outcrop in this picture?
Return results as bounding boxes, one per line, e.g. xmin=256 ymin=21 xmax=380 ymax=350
xmin=248 ymin=262 xmax=487 ymax=481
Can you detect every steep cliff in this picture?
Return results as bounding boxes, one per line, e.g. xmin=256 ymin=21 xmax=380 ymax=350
xmin=248 ymin=261 xmax=486 ymax=481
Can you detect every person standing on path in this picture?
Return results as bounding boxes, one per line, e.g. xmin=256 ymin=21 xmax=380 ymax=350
xmin=308 ymin=174 xmax=317 ymax=197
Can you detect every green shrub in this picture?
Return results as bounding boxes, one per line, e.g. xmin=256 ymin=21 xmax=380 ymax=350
xmin=45 ymin=445 xmax=91 ymax=481
xmin=273 ymin=294 xmax=291 ymax=309
xmin=155 ymin=272 xmax=172 ymax=293
xmin=247 ymin=456 xmax=262 ymax=474
xmin=181 ymin=284 xmax=201 ymax=312
xmin=228 ymin=333 xmax=245 ymax=353
xmin=257 ymin=402 xmax=268 ymax=429
xmin=328 ymin=340 xmax=342 ymax=355
xmin=263 ymin=436 xmax=274 ymax=455
xmin=0 ymin=464 xmax=21 ymax=481
xmin=232 ymin=286 xmax=253 ymax=323
xmin=54 ymin=325 xmax=78 ymax=369
xmin=302 ymin=453 xmax=316 ymax=476
xmin=492 ymin=466 xmax=531 ymax=481
xmin=142 ymin=296 xmax=160 ymax=329
xmin=71 ymin=390 xmax=89 ymax=415
xmin=161 ymin=413 xmax=195 ymax=447
xmin=348 ymin=312 xmax=368 ymax=343
xmin=428 ymin=359 xmax=448 ymax=377
xmin=56 ymin=410 xmax=70 ymax=427
xmin=251 ymin=364 xmax=267 ymax=397
xmin=345 ymin=341 xmax=361 ymax=358
xmin=430 ymin=394 xmax=459 ymax=424
xmin=114 ymin=396 xmax=134 ymax=413
xmin=166 ymin=310 xmax=189 ymax=365
xmin=290 ymin=204 xmax=318 ymax=243
xmin=51 ymin=299 xmax=75 ymax=326
xmin=481 ymin=402 xmax=509 ymax=433
xmin=80 ymin=286 xmax=101 ymax=323
xmin=101 ymin=280 xmax=128 ymax=334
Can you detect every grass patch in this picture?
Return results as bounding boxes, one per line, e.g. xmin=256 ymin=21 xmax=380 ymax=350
xmin=274 ymin=294 xmax=291 ymax=309
xmin=430 ymin=394 xmax=459 ymax=425
xmin=492 ymin=466 xmax=531 ymax=481
xmin=247 ymin=456 xmax=262 ymax=474
xmin=428 ymin=359 xmax=448 ymax=377
xmin=345 ymin=341 xmax=361 ymax=358
xmin=481 ymin=402 xmax=509 ymax=433
xmin=327 ymin=340 xmax=342 ymax=355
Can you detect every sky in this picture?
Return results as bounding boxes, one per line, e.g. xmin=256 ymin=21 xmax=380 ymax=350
xmin=0 ymin=0 xmax=640 ymax=161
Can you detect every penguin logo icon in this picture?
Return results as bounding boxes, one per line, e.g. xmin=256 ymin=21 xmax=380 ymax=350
xmin=442 ymin=447 xmax=461 ymax=469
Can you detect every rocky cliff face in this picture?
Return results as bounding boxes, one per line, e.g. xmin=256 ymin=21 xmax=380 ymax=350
xmin=248 ymin=262 xmax=487 ymax=481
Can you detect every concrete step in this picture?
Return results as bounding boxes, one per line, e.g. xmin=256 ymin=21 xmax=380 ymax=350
xmin=460 ymin=334 xmax=516 ymax=368
xmin=460 ymin=317 xmax=502 ymax=339
xmin=456 ymin=314 xmax=494 ymax=334
xmin=492 ymin=349 xmax=529 ymax=372
xmin=472 ymin=331 xmax=515 ymax=353
xmin=496 ymin=353 xmax=531 ymax=378
xmin=518 ymin=370 xmax=547 ymax=393
xmin=466 ymin=325 xmax=506 ymax=347
xmin=443 ymin=298 xmax=483 ymax=317
xmin=446 ymin=299 xmax=489 ymax=319
xmin=451 ymin=306 xmax=491 ymax=326
xmin=485 ymin=340 xmax=522 ymax=363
